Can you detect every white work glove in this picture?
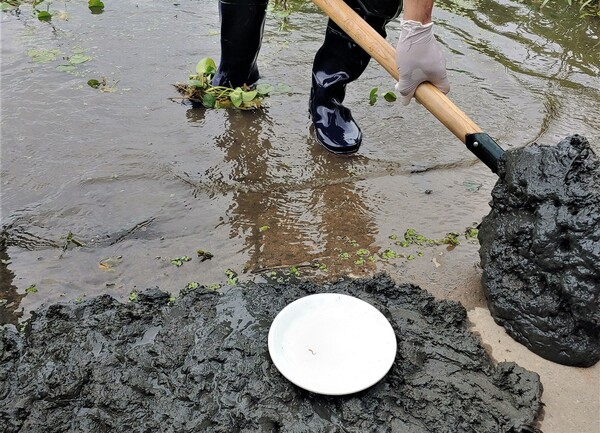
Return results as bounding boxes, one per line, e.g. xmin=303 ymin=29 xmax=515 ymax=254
xmin=395 ymin=20 xmax=450 ymax=105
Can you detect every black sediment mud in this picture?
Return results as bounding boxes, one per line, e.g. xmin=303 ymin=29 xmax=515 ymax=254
xmin=479 ymin=135 xmax=600 ymax=367
xmin=1 ymin=274 xmax=541 ymax=433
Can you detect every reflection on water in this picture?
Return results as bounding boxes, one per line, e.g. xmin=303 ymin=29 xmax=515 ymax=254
xmin=185 ymin=105 xmax=378 ymax=274
xmin=1 ymin=0 xmax=599 ymax=323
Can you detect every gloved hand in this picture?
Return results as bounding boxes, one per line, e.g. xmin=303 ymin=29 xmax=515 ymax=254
xmin=395 ymin=20 xmax=450 ymax=105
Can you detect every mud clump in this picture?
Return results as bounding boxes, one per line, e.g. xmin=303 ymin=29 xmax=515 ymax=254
xmin=0 ymin=274 xmax=541 ymax=433
xmin=479 ymin=135 xmax=600 ymax=367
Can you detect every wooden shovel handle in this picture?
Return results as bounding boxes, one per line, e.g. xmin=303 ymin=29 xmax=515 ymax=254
xmin=311 ymin=0 xmax=483 ymax=142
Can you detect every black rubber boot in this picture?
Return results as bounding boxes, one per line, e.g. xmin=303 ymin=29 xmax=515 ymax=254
xmin=212 ymin=0 xmax=268 ymax=88
xmin=310 ymin=0 xmax=402 ymax=154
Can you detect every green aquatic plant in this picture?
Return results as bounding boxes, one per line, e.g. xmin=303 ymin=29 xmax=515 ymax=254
xmin=314 ymin=262 xmax=329 ymax=272
xmin=171 ymin=256 xmax=191 ymax=267
xmin=397 ymin=228 xmax=460 ymax=247
xmin=369 ymin=87 xmax=398 ymax=105
xmin=380 ymin=249 xmax=400 ymax=260
xmin=196 ymin=250 xmax=214 ymax=261
xmin=88 ymin=0 xmax=104 ymax=13
xmin=225 ymin=268 xmax=238 ymax=285
xmin=465 ymin=227 xmax=479 ymax=239
xmin=87 ymin=77 xmax=119 ymax=92
xmin=289 ymin=266 xmax=300 ymax=277
xmin=27 ymin=48 xmax=60 ymax=63
xmin=174 ymin=58 xmax=271 ymax=110
xmin=25 ymin=284 xmax=38 ymax=294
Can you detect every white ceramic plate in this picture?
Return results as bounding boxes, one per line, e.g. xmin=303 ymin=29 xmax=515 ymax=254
xmin=268 ymin=293 xmax=397 ymax=395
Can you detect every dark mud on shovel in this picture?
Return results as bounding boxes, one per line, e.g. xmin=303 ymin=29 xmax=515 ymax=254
xmin=479 ymin=135 xmax=600 ymax=367
xmin=1 ymin=274 xmax=542 ymax=433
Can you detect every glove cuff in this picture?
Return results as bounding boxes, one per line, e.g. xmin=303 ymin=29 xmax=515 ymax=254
xmin=400 ymin=19 xmax=434 ymax=29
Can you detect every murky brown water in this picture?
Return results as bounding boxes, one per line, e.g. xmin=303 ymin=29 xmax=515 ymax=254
xmin=1 ymin=0 xmax=599 ymax=324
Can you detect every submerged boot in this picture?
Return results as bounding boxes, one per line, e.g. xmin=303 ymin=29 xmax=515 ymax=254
xmin=309 ymin=0 xmax=402 ymax=154
xmin=212 ymin=0 xmax=268 ymax=88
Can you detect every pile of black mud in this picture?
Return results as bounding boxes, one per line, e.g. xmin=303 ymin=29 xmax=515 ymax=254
xmin=1 ymin=275 xmax=542 ymax=433
xmin=479 ymin=135 xmax=600 ymax=367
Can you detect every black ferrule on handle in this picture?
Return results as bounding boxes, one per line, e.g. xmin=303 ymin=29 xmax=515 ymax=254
xmin=465 ymin=133 xmax=505 ymax=174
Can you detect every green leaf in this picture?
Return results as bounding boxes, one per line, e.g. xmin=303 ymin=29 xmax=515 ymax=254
xmin=56 ymin=64 xmax=76 ymax=72
xmin=189 ymin=79 xmax=203 ymax=88
xmin=171 ymin=256 xmax=191 ymax=267
xmin=369 ymin=87 xmax=378 ymax=105
xmin=225 ymin=268 xmax=238 ymax=285
xmin=37 ymin=10 xmax=52 ymax=21
xmin=463 ymin=179 xmax=482 ymax=192
xmin=129 ymin=291 xmax=137 ymax=302
xmin=69 ymin=53 xmax=92 ymax=64
xmin=259 ymin=225 xmax=270 ymax=232
xmin=1 ymin=3 xmax=17 ymax=11
xmin=276 ymin=83 xmax=292 ymax=93
xmin=186 ymin=281 xmax=200 ymax=290
xmin=87 ymin=79 xmax=101 ymax=88
xmin=196 ymin=57 xmax=217 ymax=76
xmin=88 ymin=0 xmax=104 ymax=11
xmin=383 ymin=91 xmax=397 ymax=102
xmin=202 ymin=93 xmax=216 ymax=108
xmin=241 ymin=90 xmax=258 ymax=102
xmin=27 ymin=48 xmax=60 ymax=63
xmin=465 ymin=227 xmax=479 ymax=239
xmin=381 ymin=249 xmax=398 ymax=259
xmin=229 ymin=88 xmax=243 ymax=107
xmin=256 ymin=83 xmax=273 ymax=95
xmin=26 ymin=284 xmax=38 ymax=294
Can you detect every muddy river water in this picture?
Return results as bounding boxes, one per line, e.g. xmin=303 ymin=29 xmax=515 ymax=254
xmin=1 ymin=0 xmax=599 ymax=429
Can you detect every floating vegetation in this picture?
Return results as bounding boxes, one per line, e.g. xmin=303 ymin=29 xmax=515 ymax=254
xmin=394 ymin=228 xmax=460 ymax=248
xmin=87 ymin=77 xmax=119 ymax=92
xmin=369 ymin=87 xmax=398 ymax=105
xmin=174 ymin=58 xmax=271 ymax=110
xmin=465 ymin=226 xmax=479 ymax=239
xmin=28 ymin=47 xmax=94 ymax=77
xmin=25 ymin=284 xmax=38 ymax=294
xmin=171 ymin=256 xmax=191 ymax=267
xmin=27 ymin=48 xmax=60 ymax=63
xmin=56 ymin=48 xmax=92 ymax=72
xmin=225 ymin=268 xmax=238 ymax=286
xmin=88 ymin=0 xmax=104 ymax=13
xmin=196 ymin=249 xmax=214 ymax=262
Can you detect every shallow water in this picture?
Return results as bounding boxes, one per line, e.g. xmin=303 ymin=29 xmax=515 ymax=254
xmin=1 ymin=0 xmax=599 ymax=324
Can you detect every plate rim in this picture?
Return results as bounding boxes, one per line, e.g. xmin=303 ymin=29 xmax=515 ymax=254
xmin=268 ymin=292 xmax=397 ymax=395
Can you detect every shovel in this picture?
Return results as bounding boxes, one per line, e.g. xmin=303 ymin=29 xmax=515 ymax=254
xmin=311 ymin=0 xmax=505 ymax=174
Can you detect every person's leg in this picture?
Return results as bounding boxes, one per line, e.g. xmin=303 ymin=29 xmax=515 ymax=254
xmin=310 ymin=0 xmax=403 ymax=154
xmin=212 ymin=0 xmax=268 ymax=88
